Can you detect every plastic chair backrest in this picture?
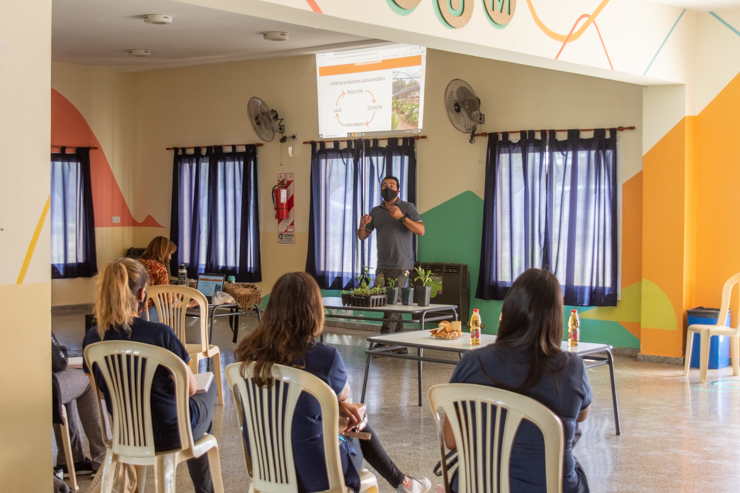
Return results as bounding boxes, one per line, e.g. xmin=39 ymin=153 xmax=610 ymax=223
xmin=429 ymin=383 xmax=564 ymax=493
xmin=84 ymin=341 xmax=195 ymax=461
xmin=716 ymin=273 xmax=740 ymax=331
xmin=225 ymin=361 xmax=346 ymax=493
xmin=147 ymin=285 xmax=209 ymax=352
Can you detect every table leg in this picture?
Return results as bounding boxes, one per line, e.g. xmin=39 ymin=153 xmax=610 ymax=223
xmin=230 ymin=307 xmax=238 ymax=344
xmin=207 ymin=308 xmax=217 ymax=372
xmin=361 ymin=343 xmax=374 ymax=403
xmin=418 ymin=347 xmax=423 ymax=406
xmin=606 ymin=348 xmax=621 ymax=435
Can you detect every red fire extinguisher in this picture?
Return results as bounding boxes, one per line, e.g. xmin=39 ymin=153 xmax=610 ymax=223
xmin=272 ymin=179 xmax=289 ymax=220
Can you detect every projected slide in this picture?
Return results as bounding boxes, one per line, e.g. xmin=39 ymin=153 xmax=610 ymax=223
xmin=316 ymin=45 xmax=426 ymax=139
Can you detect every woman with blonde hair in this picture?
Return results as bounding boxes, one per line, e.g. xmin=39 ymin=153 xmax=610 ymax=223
xmin=82 ymin=258 xmax=218 ymax=493
xmin=234 ymin=272 xmax=431 ymax=493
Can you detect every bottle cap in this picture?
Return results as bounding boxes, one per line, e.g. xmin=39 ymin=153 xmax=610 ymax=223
xmin=571 ymin=309 xmax=577 ymax=313
xmin=473 ymin=308 xmax=479 ymax=312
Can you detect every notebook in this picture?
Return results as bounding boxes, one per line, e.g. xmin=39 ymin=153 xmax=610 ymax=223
xmin=196 ymin=273 xmax=225 ymax=303
xmin=194 ymin=372 xmax=215 ymax=394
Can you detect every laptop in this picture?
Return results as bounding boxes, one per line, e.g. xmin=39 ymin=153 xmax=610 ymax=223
xmin=196 ymin=273 xmax=225 ymax=303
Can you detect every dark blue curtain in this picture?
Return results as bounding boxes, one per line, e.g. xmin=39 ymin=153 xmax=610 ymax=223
xmin=170 ymin=146 xmax=261 ymax=282
xmin=476 ymin=132 xmax=547 ymax=300
xmin=50 ymin=147 xmax=97 ymax=279
xmin=548 ymin=129 xmax=618 ymax=306
xmin=306 ymin=137 xmax=417 ymax=289
xmin=476 ymin=129 xmax=618 ymax=307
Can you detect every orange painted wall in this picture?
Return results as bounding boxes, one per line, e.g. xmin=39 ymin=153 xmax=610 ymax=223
xmin=695 ymin=72 xmax=740 ymax=315
xmin=641 ymin=119 xmax=687 ymax=357
xmin=51 ymin=89 xmax=161 ymax=228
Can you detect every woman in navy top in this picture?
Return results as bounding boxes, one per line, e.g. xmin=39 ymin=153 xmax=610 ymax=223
xmin=444 ymin=269 xmax=592 ymax=493
xmin=83 ymin=258 xmax=218 ymax=493
xmin=234 ymin=272 xmax=431 ymax=493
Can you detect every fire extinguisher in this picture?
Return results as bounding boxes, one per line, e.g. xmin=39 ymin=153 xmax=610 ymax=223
xmin=272 ymin=179 xmax=289 ymax=220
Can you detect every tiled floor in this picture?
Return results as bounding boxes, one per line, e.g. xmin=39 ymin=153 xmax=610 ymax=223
xmin=53 ymin=308 xmax=740 ymax=492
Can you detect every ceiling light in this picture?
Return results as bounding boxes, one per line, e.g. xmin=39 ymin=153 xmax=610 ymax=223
xmin=128 ymin=49 xmax=151 ymax=57
xmin=263 ymin=31 xmax=289 ymax=41
xmin=144 ymin=14 xmax=173 ymax=25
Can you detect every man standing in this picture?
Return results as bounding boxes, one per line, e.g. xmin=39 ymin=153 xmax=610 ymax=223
xmin=357 ymin=175 xmax=424 ymax=333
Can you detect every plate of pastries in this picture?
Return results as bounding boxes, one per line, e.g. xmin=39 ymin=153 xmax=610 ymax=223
xmin=430 ymin=321 xmax=463 ymax=340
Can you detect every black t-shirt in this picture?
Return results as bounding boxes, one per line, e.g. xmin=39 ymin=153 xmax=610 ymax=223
xmin=83 ymin=317 xmax=198 ymax=451
xmin=450 ymin=344 xmax=592 ymax=493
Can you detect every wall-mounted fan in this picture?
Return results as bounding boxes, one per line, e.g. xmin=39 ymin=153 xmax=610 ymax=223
xmin=248 ymin=96 xmax=293 ymax=143
xmin=444 ymin=79 xmax=485 ymax=143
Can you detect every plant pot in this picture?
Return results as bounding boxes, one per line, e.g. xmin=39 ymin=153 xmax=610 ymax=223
xmin=341 ymin=293 xmax=351 ymax=306
xmin=415 ymin=286 xmax=431 ymax=306
xmin=386 ymin=287 xmax=399 ymax=305
xmin=401 ymin=287 xmax=415 ymax=305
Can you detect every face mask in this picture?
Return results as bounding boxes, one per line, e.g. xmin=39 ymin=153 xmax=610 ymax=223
xmin=381 ymin=188 xmax=398 ymax=202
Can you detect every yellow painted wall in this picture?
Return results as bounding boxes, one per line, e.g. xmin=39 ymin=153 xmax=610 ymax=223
xmin=0 ymin=0 xmax=53 ymax=489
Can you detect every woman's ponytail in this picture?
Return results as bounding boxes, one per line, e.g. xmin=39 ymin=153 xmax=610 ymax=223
xmin=94 ymin=258 xmax=149 ymax=339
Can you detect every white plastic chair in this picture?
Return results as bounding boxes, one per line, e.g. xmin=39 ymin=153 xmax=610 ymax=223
xmin=685 ymin=273 xmax=740 ymax=383
xmin=225 ymin=361 xmax=379 ymax=493
xmin=428 ymin=383 xmax=564 ymax=493
xmin=84 ymin=341 xmax=225 ymax=493
xmin=147 ymin=285 xmax=224 ymax=405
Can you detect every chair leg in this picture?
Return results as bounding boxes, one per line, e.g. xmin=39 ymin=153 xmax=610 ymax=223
xmin=732 ymin=336 xmax=740 ymax=377
xmin=207 ymin=445 xmax=225 ymax=493
xmin=213 ymin=351 xmax=224 ymax=406
xmin=135 ymin=465 xmax=148 ymax=493
xmin=700 ymin=331 xmax=710 ymax=383
xmin=59 ymin=409 xmax=78 ymax=491
xmin=155 ymin=455 xmax=177 ymax=493
xmin=684 ymin=330 xmax=695 ymax=377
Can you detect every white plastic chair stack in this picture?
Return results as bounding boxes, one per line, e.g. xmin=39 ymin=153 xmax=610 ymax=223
xmin=226 ymin=361 xmax=379 ymax=493
xmin=684 ymin=272 xmax=740 ymax=383
xmin=84 ymin=341 xmax=224 ymax=493
xmin=429 ymin=383 xmax=564 ymax=493
xmin=147 ymin=285 xmax=224 ymax=405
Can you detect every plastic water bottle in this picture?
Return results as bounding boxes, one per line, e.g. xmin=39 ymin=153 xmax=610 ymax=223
xmin=568 ymin=309 xmax=580 ymax=347
xmin=178 ymin=264 xmax=187 ymax=286
xmin=470 ymin=309 xmax=481 ymax=346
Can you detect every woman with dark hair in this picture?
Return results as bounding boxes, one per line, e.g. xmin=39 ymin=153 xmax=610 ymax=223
xmin=138 ymin=236 xmax=177 ymax=287
xmin=83 ymin=258 xmax=219 ymax=493
xmin=443 ymin=268 xmax=592 ymax=493
xmin=234 ymin=272 xmax=431 ymax=493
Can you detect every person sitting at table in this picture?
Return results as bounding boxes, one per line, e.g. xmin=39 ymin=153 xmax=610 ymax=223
xmin=138 ymin=236 xmax=177 ymax=321
xmin=83 ymin=258 xmax=219 ymax=493
xmin=442 ymin=268 xmax=592 ymax=493
xmin=234 ymin=272 xmax=432 ymax=493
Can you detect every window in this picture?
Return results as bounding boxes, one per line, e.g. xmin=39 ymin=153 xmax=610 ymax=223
xmin=477 ymin=129 xmax=618 ymax=306
xmin=306 ymin=138 xmax=417 ymax=289
xmin=50 ymin=147 xmax=97 ymax=279
xmin=170 ymin=146 xmax=261 ymax=282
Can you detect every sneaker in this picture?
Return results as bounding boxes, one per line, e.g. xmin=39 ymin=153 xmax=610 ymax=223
xmin=53 ymin=467 xmax=64 ymax=481
xmin=398 ymin=476 xmax=432 ymax=493
xmin=60 ymin=457 xmax=94 ymax=478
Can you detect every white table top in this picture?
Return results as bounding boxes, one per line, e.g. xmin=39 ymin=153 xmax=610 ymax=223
xmin=322 ymin=297 xmax=457 ymax=314
xmin=367 ymin=330 xmax=611 ymax=355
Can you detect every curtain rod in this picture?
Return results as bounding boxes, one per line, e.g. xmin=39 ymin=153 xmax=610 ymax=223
xmin=474 ymin=126 xmax=635 ymax=137
xmin=166 ymin=143 xmax=263 ymax=150
xmin=51 ymin=145 xmax=98 ymax=150
xmin=302 ymin=135 xmax=427 ymax=145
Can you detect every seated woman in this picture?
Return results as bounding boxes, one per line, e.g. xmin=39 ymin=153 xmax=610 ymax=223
xmin=138 ymin=236 xmax=178 ymax=322
xmin=83 ymin=258 xmax=218 ymax=493
xmin=444 ymin=268 xmax=592 ymax=493
xmin=234 ymin=272 xmax=431 ymax=493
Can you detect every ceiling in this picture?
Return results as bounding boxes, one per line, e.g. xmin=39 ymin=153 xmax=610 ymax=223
xmin=52 ymin=0 xmax=382 ymax=71
xmin=649 ymin=0 xmax=740 ymax=12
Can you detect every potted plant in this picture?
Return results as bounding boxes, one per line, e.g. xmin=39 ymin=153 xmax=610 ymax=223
xmin=401 ymin=271 xmax=415 ymax=305
xmin=386 ymin=278 xmax=399 ymax=305
xmin=413 ymin=266 xmax=433 ymax=307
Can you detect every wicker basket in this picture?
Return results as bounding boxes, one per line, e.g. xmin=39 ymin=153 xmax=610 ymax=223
xmin=223 ymin=283 xmax=263 ymax=311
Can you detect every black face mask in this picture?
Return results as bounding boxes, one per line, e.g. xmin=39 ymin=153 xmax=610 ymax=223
xmin=381 ymin=188 xmax=398 ymax=202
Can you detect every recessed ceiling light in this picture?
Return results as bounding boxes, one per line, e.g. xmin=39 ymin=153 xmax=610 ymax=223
xmin=144 ymin=14 xmax=173 ymax=25
xmin=128 ymin=49 xmax=151 ymax=57
xmin=263 ymin=31 xmax=289 ymax=41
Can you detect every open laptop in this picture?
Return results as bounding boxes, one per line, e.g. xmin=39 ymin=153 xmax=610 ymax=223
xmin=196 ymin=273 xmax=225 ymax=303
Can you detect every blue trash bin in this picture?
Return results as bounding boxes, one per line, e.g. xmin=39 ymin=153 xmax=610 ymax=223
xmin=688 ymin=307 xmax=732 ymax=369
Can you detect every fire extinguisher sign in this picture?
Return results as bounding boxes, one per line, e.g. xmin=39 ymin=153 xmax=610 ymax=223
xmin=276 ymin=173 xmax=294 ymax=245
